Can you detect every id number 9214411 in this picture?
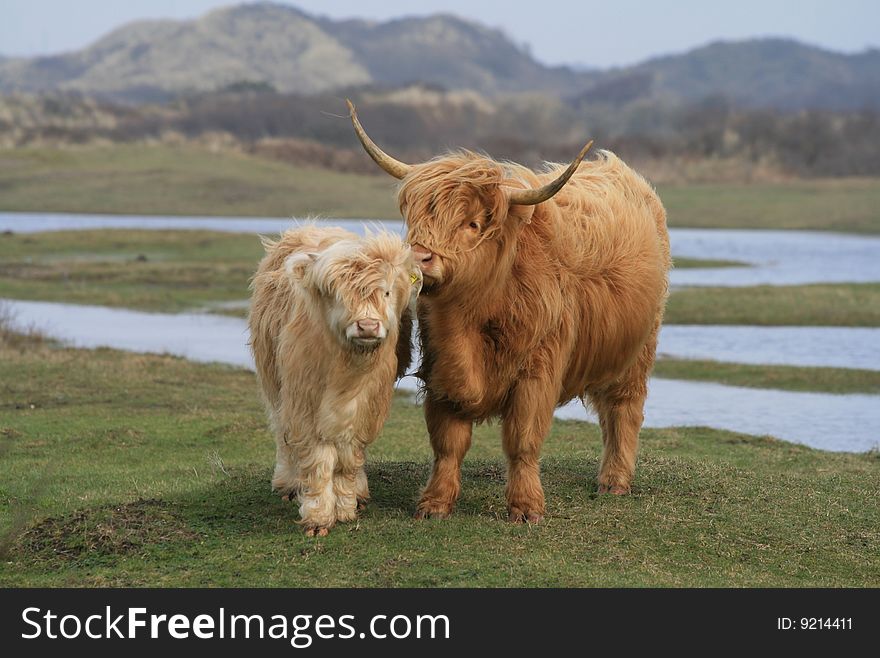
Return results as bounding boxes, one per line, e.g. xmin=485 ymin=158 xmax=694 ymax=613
xmin=777 ymin=618 xmax=852 ymax=630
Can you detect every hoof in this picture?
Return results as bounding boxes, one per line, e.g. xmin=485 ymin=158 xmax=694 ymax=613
xmin=508 ymin=506 xmax=544 ymax=524
xmin=414 ymin=502 xmax=452 ymax=520
xmin=598 ymin=483 xmax=631 ymax=495
xmin=356 ymin=497 xmax=370 ymax=512
xmin=304 ymin=525 xmax=331 ymax=537
xmin=281 ymin=493 xmax=293 ymax=502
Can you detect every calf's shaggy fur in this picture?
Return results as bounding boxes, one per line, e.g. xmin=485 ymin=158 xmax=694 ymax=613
xmin=248 ymin=226 xmax=419 ymax=535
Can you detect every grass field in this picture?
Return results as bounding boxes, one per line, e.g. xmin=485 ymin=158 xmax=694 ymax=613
xmin=1 ymin=334 xmax=877 ymax=587
xmin=1 ymin=144 xmax=879 ymax=233
xmin=1 ymin=144 xmax=877 ymax=589
xmin=673 ymin=257 xmax=747 ymax=269
xmin=0 ymin=145 xmax=399 ymax=219
xmin=653 ymin=359 xmax=880 ymax=395
xmin=665 ymin=283 xmax=880 ymax=326
xmin=658 ymin=179 xmax=880 ymax=234
xmin=0 ymin=229 xmax=263 ymax=312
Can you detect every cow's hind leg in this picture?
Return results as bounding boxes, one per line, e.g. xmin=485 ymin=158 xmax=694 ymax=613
xmin=415 ymin=393 xmax=473 ymax=519
xmin=591 ymin=389 xmax=645 ymax=494
xmin=502 ymin=375 xmax=556 ymax=523
xmin=589 ymin=333 xmax=655 ymax=495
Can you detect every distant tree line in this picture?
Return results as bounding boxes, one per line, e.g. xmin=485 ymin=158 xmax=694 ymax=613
xmin=1 ymin=88 xmax=879 ymax=178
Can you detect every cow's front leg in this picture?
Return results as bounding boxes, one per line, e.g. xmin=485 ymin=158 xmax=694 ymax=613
xmin=502 ymin=375 xmax=557 ymax=523
xmin=297 ymin=442 xmax=338 ymax=536
xmin=333 ymin=444 xmax=366 ymax=523
xmin=415 ymin=393 xmax=473 ymax=519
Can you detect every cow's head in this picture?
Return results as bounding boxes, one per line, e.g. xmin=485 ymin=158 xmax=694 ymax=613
xmin=346 ymin=99 xmax=591 ymax=297
xmin=286 ymin=232 xmax=421 ymax=351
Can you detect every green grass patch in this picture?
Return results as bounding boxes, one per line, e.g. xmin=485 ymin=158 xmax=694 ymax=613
xmin=1 ymin=336 xmax=877 ymax=587
xmin=660 ymin=178 xmax=880 ymax=234
xmin=0 ymin=229 xmax=265 ymax=312
xmin=654 ymin=358 xmax=880 ymax=395
xmin=0 ymin=145 xmax=399 ymax=219
xmin=666 ymin=283 xmax=880 ymax=326
xmin=673 ymin=257 xmax=748 ymax=269
xmin=1 ymin=145 xmax=879 ymax=234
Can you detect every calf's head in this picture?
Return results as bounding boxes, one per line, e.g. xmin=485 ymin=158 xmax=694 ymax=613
xmin=346 ymin=99 xmax=591 ymax=296
xmin=286 ymin=233 xmax=421 ymax=351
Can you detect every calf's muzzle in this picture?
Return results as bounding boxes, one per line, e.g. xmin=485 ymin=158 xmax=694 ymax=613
xmin=355 ymin=318 xmax=381 ymax=339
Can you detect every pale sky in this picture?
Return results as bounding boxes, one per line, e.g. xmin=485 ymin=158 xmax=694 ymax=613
xmin=1 ymin=0 xmax=877 ymax=69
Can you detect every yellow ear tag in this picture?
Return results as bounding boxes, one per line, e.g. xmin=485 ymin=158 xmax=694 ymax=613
xmin=410 ymin=272 xmax=421 ymax=286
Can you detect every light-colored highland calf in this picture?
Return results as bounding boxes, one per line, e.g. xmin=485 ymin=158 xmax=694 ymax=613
xmin=348 ymin=100 xmax=671 ymax=523
xmin=249 ymin=226 xmax=420 ymax=536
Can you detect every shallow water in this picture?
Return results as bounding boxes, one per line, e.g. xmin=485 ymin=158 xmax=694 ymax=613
xmin=556 ymin=380 xmax=880 ymax=454
xmin=660 ymin=325 xmax=880 ymax=371
xmin=3 ymin=299 xmax=254 ymax=369
xmin=3 ymin=212 xmax=880 ymax=287
xmin=0 ymin=212 xmax=386 ymax=237
xmin=669 ymin=228 xmax=880 ymax=286
xmin=5 ymin=299 xmax=878 ymax=452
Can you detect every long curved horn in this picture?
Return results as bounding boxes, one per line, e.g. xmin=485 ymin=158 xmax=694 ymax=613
xmin=507 ymin=140 xmax=594 ymax=206
xmin=346 ymin=99 xmax=412 ymax=180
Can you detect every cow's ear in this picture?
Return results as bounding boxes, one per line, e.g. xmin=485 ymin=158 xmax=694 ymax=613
xmin=500 ymin=185 xmax=535 ymax=225
xmin=507 ymin=201 xmax=535 ymax=225
xmin=284 ymin=252 xmax=318 ymax=284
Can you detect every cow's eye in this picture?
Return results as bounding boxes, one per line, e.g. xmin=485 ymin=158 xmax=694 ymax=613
xmin=468 ymin=221 xmax=479 ymax=230
xmin=384 ymin=291 xmax=390 ymax=297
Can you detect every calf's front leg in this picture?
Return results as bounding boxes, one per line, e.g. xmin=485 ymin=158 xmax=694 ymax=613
xmin=333 ymin=444 xmax=367 ymax=522
xmin=296 ymin=442 xmax=338 ymax=536
xmin=272 ymin=437 xmax=302 ymax=501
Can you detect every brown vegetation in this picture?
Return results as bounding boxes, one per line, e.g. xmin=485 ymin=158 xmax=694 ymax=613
xmin=2 ymin=88 xmax=878 ymax=182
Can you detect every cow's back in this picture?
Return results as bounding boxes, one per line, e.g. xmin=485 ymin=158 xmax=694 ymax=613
xmin=530 ymin=151 xmax=671 ymax=391
xmin=547 ymin=151 xmax=669 ymax=275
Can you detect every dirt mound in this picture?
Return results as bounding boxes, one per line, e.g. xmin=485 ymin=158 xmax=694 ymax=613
xmin=19 ymin=499 xmax=199 ymax=561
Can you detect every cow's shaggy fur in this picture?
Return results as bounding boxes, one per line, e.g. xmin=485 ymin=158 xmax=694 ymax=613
xmin=397 ymin=150 xmax=671 ymax=522
xmin=248 ymin=226 xmax=419 ymax=535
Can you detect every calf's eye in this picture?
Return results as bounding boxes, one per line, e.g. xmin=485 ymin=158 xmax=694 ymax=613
xmin=469 ymin=221 xmax=479 ymax=230
xmin=385 ymin=291 xmax=390 ymax=297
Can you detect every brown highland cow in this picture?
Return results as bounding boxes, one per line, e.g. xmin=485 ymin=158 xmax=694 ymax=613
xmin=249 ymin=225 xmax=420 ymax=535
xmin=348 ymin=100 xmax=671 ymax=523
